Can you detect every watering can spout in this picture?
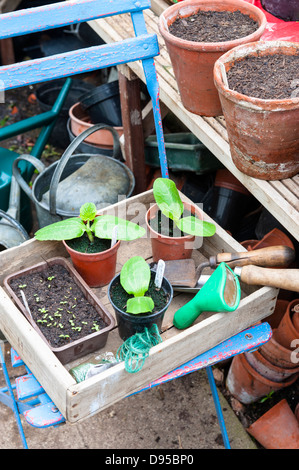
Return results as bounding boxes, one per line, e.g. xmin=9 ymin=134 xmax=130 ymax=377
xmin=173 ymin=263 xmax=241 ymax=330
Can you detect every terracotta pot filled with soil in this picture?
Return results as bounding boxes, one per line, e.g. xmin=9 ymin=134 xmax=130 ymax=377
xmin=108 ymin=270 xmax=173 ymax=341
xmin=146 ymin=201 xmax=203 ymax=262
xmin=214 ymin=41 xmax=299 ymax=180
xmin=3 ymin=257 xmax=115 ymax=364
xmin=159 ymin=0 xmax=266 ymax=116
xmin=63 ymin=236 xmax=121 ymax=288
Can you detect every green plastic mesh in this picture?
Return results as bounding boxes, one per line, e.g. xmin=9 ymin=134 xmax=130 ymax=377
xmin=116 ymin=324 xmax=162 ymax=373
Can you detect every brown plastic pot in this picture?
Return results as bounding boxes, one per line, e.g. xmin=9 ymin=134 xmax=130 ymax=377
xmin=63 ymin=239 xmax=121 ymax=288
xmin=3 ymin=257 xmax=115 ymax=364
xmin=274 ymin=299 xmax=299 ymax=350
xmin=245 ymin=349 xmax=299 ymax=382
xmin=159 ymin=0 xmax=266 ymax=117
xmin=247 ymin=399 xmax=299 ymax=449
xmin=214 ymin=41 xmax=299 ymax=180
xmin=259 ymin=329 xmax=299 ymax=369
xmin=69 ymin=102 xmax=123 ymax=148
xmin=145 ymin=201 xmax=204 ymax=262
xmin=226 ymin=352 xmax=299 ymax=404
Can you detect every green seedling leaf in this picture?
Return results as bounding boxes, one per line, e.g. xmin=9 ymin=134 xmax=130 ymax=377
xmin=35 ymin=218 xmax=86 ymax=241
xmin=92 ymin=215 xmax=145 ymax=241
xmin=153 ymin=178 xmax=184 ymax=222
xmin=176 ymin=217 xmax=216 ymax=237
xmin=80 ymin=202 xmax=97 ymax=222
xmin=126 ymin=296 xmax=154 ymax=314
xmin=120 ymin=256 xmax=151 ymax=297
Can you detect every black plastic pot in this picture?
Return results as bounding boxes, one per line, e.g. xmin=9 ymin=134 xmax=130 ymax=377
xmin=36 ymin=78 xmax=95 ymax=148
xmin=108 ymin=271 xmax=173 ymax=341
xmin=261 ymin=0 xmax=299 ymax=21
xmin=79 ymin=80 xmax=122 ymax=127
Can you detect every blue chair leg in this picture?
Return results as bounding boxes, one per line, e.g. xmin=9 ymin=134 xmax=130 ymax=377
xmin=0 ymin=344 xmax=28 ymax=449
xmin=206 ymin=365 xmax=230 ymax=449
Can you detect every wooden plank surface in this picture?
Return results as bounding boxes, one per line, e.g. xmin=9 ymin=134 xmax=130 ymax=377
xmin=89 ymin=1 xmax=299 ymax=242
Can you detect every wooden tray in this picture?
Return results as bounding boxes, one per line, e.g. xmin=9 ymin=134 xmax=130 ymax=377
xmin=0 ymin=190 xmax=278 ymax=423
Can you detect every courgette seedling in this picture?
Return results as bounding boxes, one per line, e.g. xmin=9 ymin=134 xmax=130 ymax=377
xmin=34 ymin=202 xmax=146 ymax=243
xmin=120 ymin=256 xmax=154 ymax=315
xmin=153 ymin=178 xmax=216 ymax=237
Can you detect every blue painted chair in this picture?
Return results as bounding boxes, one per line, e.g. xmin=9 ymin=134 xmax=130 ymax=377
xmin=0 ymin=0 xmax=272 ymax=450
xmin=0 ymin=322 xmax=272 ymax=449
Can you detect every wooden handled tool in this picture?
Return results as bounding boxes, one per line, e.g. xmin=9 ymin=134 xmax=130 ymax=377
xmin=234 ymin=266 xmax=299 ymax=292
xmin=160 ymin=245 xmax=295 ymax=287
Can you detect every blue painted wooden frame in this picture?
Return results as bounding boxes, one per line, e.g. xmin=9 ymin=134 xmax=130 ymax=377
xmin=0 ymin=0 xmax=168 ymax=177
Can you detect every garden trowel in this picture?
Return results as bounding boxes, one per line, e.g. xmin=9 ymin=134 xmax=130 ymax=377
xmin=152 ymin=245 xmax=295 ymax=288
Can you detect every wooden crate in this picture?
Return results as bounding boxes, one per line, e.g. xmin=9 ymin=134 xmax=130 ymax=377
xmin=0 ymin=190 xmax=278 ymax=423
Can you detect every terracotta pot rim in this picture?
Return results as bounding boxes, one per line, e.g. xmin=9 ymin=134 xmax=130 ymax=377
xmin=214 ymin=40 xmax=299 ymax=110
xmin=145 ymin=202 xmax=203 ymax=241
xmin=239 ymin=352 xmax=299 ymax=387
xmin=63 ymin=238 xmax=121 ymax=260
xmin=159 ymin=0 xmax=267 ymax=52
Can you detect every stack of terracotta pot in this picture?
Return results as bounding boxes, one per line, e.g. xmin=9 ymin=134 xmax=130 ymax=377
xmin=226 ymin=299 xmax=299 ymax=448
xmin=226 ymin=299 xmax=299 ymax=405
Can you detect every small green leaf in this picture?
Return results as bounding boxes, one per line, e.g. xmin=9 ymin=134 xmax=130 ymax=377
xmin=176 ymin=217 xmax=216 ymax=237
xmin=35 ymin=218 xmax=86 ymax=241
xmin=80 ymin=202 xmax=97 ymax=221
xmin=153 ymin=178 xmax=184 ymax=222
xmin=120 ymin=256 xmax=150 ymax=297
xmin=126 ymin=296 xmax=154 ymax=314
xmin=92 ymin=215 xmax=145 ymax=241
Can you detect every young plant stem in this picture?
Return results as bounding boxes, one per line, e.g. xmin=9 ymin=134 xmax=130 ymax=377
xmin=85 ymin=221 xmax=94 ymax=244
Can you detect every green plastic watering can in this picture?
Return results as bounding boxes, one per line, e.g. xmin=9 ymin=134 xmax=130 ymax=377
xmin=173 ymin=262 xmax=241 ymax=330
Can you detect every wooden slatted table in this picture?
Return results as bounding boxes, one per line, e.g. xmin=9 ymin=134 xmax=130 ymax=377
xmin=89 ymin=0 xmax=299 ymax=243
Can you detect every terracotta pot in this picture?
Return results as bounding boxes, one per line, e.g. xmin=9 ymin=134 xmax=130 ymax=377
xmin=247 ymin=399 xmax=299 ymax=449
xmin=262 ymin=299 xmax=289 ymax=330
xmin=63 ymin=239 xmax=121 ymax=288
xmin=226 ymin=352 xmax=299 ymax=404
xmin=295 ymin=403 xmax=299 ymax=423
xmin=214 ymin=41 xmax=299 ymax=180
xmin=145 ymin=201 xmax=203 ymax=262
xmin=159 ymin=0 xmax=266 ymax=117
xmin=261 ymin=0 xmax=299 ymax=21
xmin=245 ymin=349 xmax=299 ymax=382
xmin=259 ymin=329 xmax=299 ymax=369
xmin=69 ymin=102 xmax=123 ymax=148
xmin=274 ymin=299 xmax=299 ymax=350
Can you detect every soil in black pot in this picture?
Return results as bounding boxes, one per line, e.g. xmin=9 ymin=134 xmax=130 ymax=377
xmin=9 ymin=264 xmax=107 ymax=348
xmin=110 ymin=273 xmax=170 ymax=315
xmin=66 ymin=233 xmax=111 ymax=254
xmin=169 ymin=10 xmax=259 ymax=43
xmin=227 ymin=54 xmax=299 ymax=100
xmin=149 ymin=209 xmax=199 ymax=237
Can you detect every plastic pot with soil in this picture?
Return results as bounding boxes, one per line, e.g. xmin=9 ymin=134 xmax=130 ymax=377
xmin=34 ymin=202 xmax=146 ymax=287
xmin=159 ymin=0 xmax=266 ymax=116
xmin=214 ymin=40 xmax=299 ymax=180
xmin=3 ymin=257 xmax=115 ymax=364
xmin=145 ymin=178 xmax=216 ymax=262
xmin=108 ymin=256 xmax=173 ymax=341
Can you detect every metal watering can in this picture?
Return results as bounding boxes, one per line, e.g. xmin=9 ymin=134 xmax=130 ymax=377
xmin=0 ymin=176 xmax=29 ymax=250
xmin=12 ymin=124 xmax=135 ymax=228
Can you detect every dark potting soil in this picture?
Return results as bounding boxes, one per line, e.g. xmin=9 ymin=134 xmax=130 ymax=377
xmin=227 ymin=54 xmax=299 ymax=100
xmin=66 ymin=233 xmax=111 ymax=253
xmin=110 ymin=273 xmax=170 ymax=315
xmin=9 ymin=264 xmax=107 ymax=348
xmin=168 ymin=10 xmax=259 ymax=43
xmin=149 ymin=209 xmax=197 ymax=237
